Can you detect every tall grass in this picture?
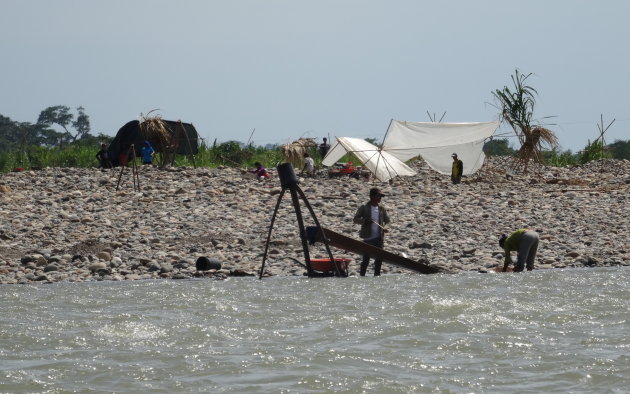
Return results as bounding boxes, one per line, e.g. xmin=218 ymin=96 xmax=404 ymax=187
xmin=0 ymin=141 xmax=288 ymax=173
xmin=2 ymin=138 xmax=623 ymax=174
xmin=0 ymin=145 xmax=97 ymax=172
xmin=542 ymin=148 xmax=578 ymax=167
xmin=578 ymin=140 xmax=611 ymax=164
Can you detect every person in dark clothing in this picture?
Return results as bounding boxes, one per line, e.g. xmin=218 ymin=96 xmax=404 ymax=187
xmin=96 ymin=144 xmax=112 ymax=168
xmin=451 ymin=153 xmax=463 ymax=184
xmin=353 ymin=187 xmax=390 ymax=276
xmin=319 ymin=137 xmax=330 ymax=158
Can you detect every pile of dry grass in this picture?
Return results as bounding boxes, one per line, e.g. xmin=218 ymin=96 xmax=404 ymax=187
xmin=139 ymin=114 xmax=170 ymax=151
xmin=512 ymin=126 xmax=559 ymax=173
xmin=137 ymin=112 xmax=174 ymax=166
xmin=280 ymin=138 xmax=317 ymax=167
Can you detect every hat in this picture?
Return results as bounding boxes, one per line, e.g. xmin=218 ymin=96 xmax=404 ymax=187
xmin=369 ymin=187 xmax=385 ymax=198
xmin=451 ymin=153 xmax=458 ymax=157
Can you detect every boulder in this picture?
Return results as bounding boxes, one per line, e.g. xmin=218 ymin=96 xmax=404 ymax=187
xmin=196 ymin=257 xmax=222 ymax=271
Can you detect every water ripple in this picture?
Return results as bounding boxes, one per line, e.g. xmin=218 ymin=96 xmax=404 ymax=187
xmin=0 ymin=267 xmax=628 ymax=392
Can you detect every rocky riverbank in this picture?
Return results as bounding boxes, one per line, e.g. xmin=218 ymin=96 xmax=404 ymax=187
xmin=0 ymin=158 xmax=629 ymax=284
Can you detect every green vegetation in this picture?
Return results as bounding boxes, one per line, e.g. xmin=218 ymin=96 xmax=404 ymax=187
xmin=483 ymin=139 xmax=516 ymax=156
xmin=578 ymin=139 xmax=612 ymax=164
xmin=177 ymin=140 xmax=285 ymax=169
xmin=1 ymin=106 xmax=628 ymax=174
xmin=492 ymin=69 xmax=558 ymax=172
xmin=541 ymin=148 xmax=578 ymax=167
xmin=486 ymin=137 xmax=629 ymax=168
xmin=608 ymin=139 xmax=630 ymax=160
xmin=0 ymin=141 xmax=287 ymax=173
xmin=0 ymin=108 xmax=287 ymax=173
xmin=37 ymin=105 xmax=92 ymax=144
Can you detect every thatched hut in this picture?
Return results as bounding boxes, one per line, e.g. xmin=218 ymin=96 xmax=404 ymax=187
xmin=108 ymin=118 xmax=199 ymax=167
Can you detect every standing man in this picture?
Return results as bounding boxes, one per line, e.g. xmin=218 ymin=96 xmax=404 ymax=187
xmin=451 ymin=153 xmax=463 ymax=184
xmin=499 ymin=229 xmax=540 ymax=272
xmin=319 ymin=137 xmax=330 ymax=158
xmin=353 ymin=187 xmax=390 ymax=276
xmin=96 ymin=143 xmax=112 ymax=168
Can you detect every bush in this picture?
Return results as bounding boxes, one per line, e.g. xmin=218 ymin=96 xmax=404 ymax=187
xmin=483 ymin=139 xmax=516 ymax=156
xmin=607 ymin=139 xmax=630 ymax=160
xmin=543 ymin=148 xmax=577 ymax=167
xmin=579 ymin=140 xmax=611 ymax=164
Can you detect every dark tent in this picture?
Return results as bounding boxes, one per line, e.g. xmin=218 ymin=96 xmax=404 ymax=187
xmin=108 ymin=119 xmax=199 ymax=166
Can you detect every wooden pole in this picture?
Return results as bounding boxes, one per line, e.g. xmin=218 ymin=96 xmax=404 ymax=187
xmin=246 ymin=128 xmax=255 ymax=146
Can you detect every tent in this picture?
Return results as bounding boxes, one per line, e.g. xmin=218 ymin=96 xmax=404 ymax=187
xmin=321 ymin=120 xmax=499 ymax=182
xmin=322 ymin=137 xmax=416 ymax=182
xmin=108 ymin=119 xmax=199 ymax=166
xmin=382 ymin=120 xmax=500 ymax=175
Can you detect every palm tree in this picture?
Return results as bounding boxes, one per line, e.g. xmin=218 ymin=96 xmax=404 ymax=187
xmin=492 ymin=69 xmax=558 ymax=173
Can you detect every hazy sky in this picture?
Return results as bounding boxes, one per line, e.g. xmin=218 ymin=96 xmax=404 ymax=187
xmin=2 ymin=0 xmax=628 ymax=151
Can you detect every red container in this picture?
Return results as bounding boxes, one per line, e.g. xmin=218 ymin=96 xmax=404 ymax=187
xmin=309 ymin=258 xmax=352 ymax=272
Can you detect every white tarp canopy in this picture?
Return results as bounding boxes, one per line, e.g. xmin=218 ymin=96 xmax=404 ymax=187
xmin=322 ymin=137 xmax=416 ymax=182
xmin=383 ymin=120 xmax=500 ymax=175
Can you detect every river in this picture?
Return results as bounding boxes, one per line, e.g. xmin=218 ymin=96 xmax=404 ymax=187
xmin=1 ymin=267 xmax=628 ymax=393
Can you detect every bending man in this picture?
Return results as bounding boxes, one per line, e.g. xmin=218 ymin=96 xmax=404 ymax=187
xmin=499 ymin=229 xmax=540 ymax=272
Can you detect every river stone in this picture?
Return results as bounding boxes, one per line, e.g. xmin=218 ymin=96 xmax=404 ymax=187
xmin=173 ymin=259 xmax=191 ymax=269
xmin=88 ymin=262 xmax=107 ymax=272
xmin=96 ymin=251 xmax=111 ymax=261
xmin=96 ymin=268 xmax=111 ymax=276
xmin=196 ymin=257 xmax=222 ymax=271
xmin=20 ymin=255 xmax=34 ymax=264
xmin=34 ymin=255 xmax=48 ymax=267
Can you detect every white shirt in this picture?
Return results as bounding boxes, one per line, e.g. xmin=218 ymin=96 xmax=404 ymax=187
xmin=368 ymin=205 xmax=380 ymax=240
xmin=304 ymin=157 xmax=314 ymax=173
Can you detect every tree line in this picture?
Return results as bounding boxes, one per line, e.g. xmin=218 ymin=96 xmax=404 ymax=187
xmin=483 ymin=138 xmax=630 ymax=162
xmin=0 ymin=105 xmax=110 ymax=153
xmin=1 ymin=103 xmax=628 ymax=169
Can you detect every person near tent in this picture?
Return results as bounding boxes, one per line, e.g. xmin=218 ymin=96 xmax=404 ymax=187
xmin=141 ymin=140 xmax=156 ymax=165
xmin=353 ymin=187 xmax=390 ymax=276
xmin=301 ymin=153 xmax=315 ymax=176
xmin=95 ymin=143 xmax=112 ymax=168
xmin=319 ymin=137 xmax=330 ymax=158
xmin=451 ymin=153 xmax=463 ymax=184
xmin=499 ymin=229 xmax=540 ymax=272
xmin=249 ymin=162 xmax=269 ymax=180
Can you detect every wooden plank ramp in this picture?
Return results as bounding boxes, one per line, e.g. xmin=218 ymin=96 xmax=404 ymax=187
xmin=319 ymin=227 xmax=442 ymax=274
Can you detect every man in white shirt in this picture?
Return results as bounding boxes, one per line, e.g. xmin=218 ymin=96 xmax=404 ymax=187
xmin=302 ymin=153 xmax=315 ymax=176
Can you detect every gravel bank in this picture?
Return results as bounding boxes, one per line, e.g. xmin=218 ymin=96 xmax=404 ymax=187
xmin=1 ymin=158 xmax=628 ymax=284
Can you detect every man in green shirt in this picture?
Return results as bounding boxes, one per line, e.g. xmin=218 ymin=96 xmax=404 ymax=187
xmin=499 ymin=229 xmax=539 ymax=272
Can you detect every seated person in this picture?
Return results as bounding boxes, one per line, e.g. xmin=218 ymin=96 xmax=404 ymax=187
xmin=250 ymin=162 xmax=269 ymax=180
xmin=301 ymin=153 xmax=315 ymax=176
